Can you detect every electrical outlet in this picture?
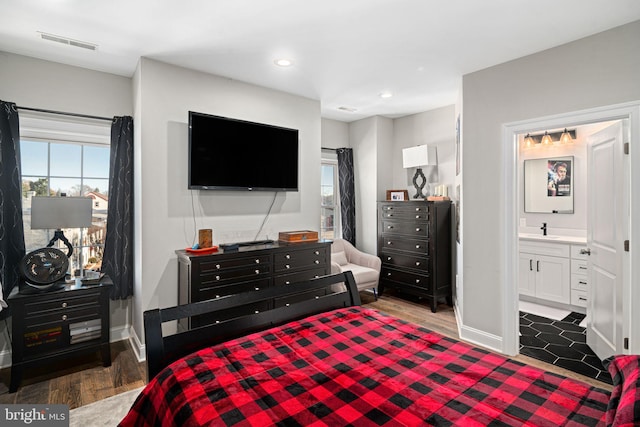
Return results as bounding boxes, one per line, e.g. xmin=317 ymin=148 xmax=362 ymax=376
xmin=519 ymin=218 xmax=527 ymax=227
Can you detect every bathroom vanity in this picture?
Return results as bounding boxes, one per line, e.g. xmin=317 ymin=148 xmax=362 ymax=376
xmin=519 ymin=233 xmax=588 ymax=311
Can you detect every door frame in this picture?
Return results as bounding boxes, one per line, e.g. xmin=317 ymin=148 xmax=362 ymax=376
xmin=502 ymin=101 xmax=640 ymax=356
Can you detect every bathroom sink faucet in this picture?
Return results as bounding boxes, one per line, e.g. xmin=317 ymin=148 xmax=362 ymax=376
xmin=541 ymin=222 xmax=547 ymax=236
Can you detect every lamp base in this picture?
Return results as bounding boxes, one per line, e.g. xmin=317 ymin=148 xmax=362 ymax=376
xmin=46 ymin=229 xmax=74 ymax=257
xmin=411 ymin=168 xmax=427 ymax=199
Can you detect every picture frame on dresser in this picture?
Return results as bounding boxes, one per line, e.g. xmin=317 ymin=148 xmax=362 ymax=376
xmin=386 ymin=190 xmax=409 ymax=201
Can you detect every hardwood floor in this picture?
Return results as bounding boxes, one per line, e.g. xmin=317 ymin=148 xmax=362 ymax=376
xmin=0 ymin=290 xmax=611 ymax=409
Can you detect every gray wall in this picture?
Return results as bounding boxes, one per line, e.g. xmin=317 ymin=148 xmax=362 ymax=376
xmin=130 ymin=58 xmax=323 ymax=348
xmin=461 ymin=21 xmax=640 ymax=340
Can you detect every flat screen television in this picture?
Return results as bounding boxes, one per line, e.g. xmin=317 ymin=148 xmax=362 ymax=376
xmin=188 ymin=111 xmax=299 ymax=191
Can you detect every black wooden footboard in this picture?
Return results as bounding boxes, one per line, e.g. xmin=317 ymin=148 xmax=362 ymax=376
xmin=143 ymin=271 xmax=360 ymax=381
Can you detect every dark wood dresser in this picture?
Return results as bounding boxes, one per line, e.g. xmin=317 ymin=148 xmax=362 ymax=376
xmin=176 ymin=241 xmax=331 ymax=329
xmin=7 ymin=277 xmax=113 ymax=392
xmin=377 ymin=200 xmax=453 ymax=312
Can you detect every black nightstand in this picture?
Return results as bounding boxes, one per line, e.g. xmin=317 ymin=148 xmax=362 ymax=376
xmin=7 ymin=276 xmax=113 ymax=393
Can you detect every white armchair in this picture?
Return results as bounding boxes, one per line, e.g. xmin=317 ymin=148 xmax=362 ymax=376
xmin=331 ymin=238 xmax=381 ymax=298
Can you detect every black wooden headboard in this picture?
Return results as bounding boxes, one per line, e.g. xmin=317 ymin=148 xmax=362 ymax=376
xmin=143 ymin=272 xmax=360 ymax=381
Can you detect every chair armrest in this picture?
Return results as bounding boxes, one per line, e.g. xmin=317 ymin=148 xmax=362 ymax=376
xmin=331 ymin=261 xmax=343 ymax=274
xmin=348 ymin=250 xmax=381 ymax=272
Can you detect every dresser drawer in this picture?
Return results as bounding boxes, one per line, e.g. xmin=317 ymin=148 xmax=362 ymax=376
xmin=381 ymin=220 xmax=429 ymax=237
xmin=571 ymin=245 xmax=589 ymax=260
xmin=198 ymin=278 xmax=271 ymax=298
xmin=380 ymin=236 xmax=428 ymax=255
xmin=382 ymin=251 xmax=429 ymax=272
xmin=380 ymin=203 xmax=429 ymax=215
xmin=200 ymin=264 xmax=270 ymax=286
xmin=274 ymin=247 xmax=326 ymax=272
xmin=381 ymin=267 xmax=430 ymax=289
xmin=200 ymin=255 xmax=270 ymax=273
xmin=380 ymin=210 xmax=429 ymax=221
xmin=274 ymin=267 xmax=327 ymax=286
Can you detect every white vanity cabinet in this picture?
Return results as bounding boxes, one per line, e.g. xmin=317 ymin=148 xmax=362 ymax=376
xmin=570 ymin=244 xmax=589 ymax=307
xmin=519 ymin=240 xmax=571 ymax=304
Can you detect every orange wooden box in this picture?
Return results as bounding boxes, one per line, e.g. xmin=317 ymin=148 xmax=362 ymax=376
xmin=278 ymin=230 xmax=319 ymax=243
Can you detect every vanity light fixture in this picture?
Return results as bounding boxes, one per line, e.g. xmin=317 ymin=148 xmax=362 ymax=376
xmin=540 ymin=131 xmax=553 ymax=146
xmin=559 ymin=128 xmax=573 ymax=144
xmin=523 ymin=133 xmax=536 ymax=148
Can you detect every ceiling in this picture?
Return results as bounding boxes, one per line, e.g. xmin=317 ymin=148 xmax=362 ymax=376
xmin=2 ymin=1 xmax=640 ymax=122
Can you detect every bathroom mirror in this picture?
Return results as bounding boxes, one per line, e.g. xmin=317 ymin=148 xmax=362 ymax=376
xmin=524 ymin=156 xmax=574 ymax=213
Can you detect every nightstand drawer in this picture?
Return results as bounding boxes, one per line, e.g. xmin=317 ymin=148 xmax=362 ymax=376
xmin=25 ymin=303 xmax=100 ymax=327
xmin=24 ymin=292 xmax=100 ymax=315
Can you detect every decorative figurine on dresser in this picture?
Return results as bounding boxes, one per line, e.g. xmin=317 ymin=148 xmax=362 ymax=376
xmin=377 ymin=200 xmax=453 ymax=312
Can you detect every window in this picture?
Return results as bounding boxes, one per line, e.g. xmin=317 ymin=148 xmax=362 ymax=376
xmin=321 ymin=158 xmax=340 ymax=239
xmin=20 ymin=114 xmax=111 ymax=276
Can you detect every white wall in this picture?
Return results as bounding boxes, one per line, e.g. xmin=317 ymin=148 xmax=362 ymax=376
xmin=321 ymin=118 xmax=349 ymax=149
xmin=131 ymin=58 xmax=322 ymax=344
xmin=0 ymin=52 xmax=133 ymax=365
xmin=461 ymin=20 xmax=640 ymax=347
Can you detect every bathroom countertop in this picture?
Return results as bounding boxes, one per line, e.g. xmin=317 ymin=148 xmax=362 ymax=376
xmin=519 ymin=233 xmax=587 ymax=244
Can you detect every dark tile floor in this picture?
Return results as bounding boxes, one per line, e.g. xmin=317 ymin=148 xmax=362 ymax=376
xmin=519 ymin=311 xmax=612 ymax=385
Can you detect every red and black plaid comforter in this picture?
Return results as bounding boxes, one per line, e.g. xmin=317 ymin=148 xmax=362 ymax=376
xmin=120 ymin=307 xmax=610 ymax=426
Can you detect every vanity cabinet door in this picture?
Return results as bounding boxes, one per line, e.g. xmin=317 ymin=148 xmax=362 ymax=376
xmin=535 ymin=254 xmax=570 ymax=304
xmin=518 ymin=253 xmax=537 ymax=297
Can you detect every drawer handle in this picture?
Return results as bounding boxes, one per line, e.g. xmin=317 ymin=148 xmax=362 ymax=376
xmin=62 ymin=314 xmax=67 ymax=321
xmin=255 ymin=259 xmax=260 ymax=264
xmin=415 ymin=207 xmax=420 ymax=211
xmin=314 ymin=260 xmax=320 ymax=264
xmin=415 ymin=215 xmax=420 ymax=219
xmin=255 ymin=269 xmax=260 ymax=274
xmin=285 ymin=264 xmax=291 ymax=269
xmin=579 ymin=297 xmax=587 ymax=301
xmin=387 ymin=225 xmax=393 ymax=229
xmin=579 ymin=281 xmax=587 ymax=285
xmin=387 ymin=256 xmax=392 ymax=261
xmin=580 ymin=248 xmax=591 ymax=255
xmin=285 ymin=303 xmax=290 ymax=307
xmin=385 ymin=207 xmax=393 ymax=210
xmin=387 ymin=241 xmax=392 ymax=245
xmin=416 ymin=244 xmax=421 ymax=249
xmin=416 ymin=228 xmax=421 ymax=232
xmin=285 ymin=281 xmax=291 ymax=285
xmin=579 ymin=266 xmax=587 ymax=270
xmin=216 ymin=264 xmax=221 ymax=269
xmin=61 ymin=302 xmax=67 ymax=308
xmin=255 ymin=287 xmax=260 ymax=291
xmin=314 ymin=251 xmax=320 ymax=255
xmin=285 ymin=254 xmax=291 ymax=259
xmin=215 ymin=275 xmax=221 ymax=280
xmin=314 ymin=275 xmax=319 ymax=278
xmin=387 ymin=272 xmax=392 ymax=276
xmin=415 ymin=261 xmax=420 ymax=266
xmin=388 ymin=214 xmax=393 ymax=217
xmin=254 ymin=310 xmax=260 ymax=314
xmin=415 ymin=279 xmax=420 ymax=284
xmin=315 ymin=296 xmax=320 ymax=299
xmin=215 ymin=295 xmax=220 ymax=298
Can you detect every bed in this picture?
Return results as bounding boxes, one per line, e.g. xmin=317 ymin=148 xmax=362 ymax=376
xmin=120 ymin=272 xmax=639 ymax=426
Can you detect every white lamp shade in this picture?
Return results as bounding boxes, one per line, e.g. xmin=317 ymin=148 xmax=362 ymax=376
xmin=31 ymin=197 xmax=93 ymax=229
xmin=402 ymin=145 xmax=437 ymax=168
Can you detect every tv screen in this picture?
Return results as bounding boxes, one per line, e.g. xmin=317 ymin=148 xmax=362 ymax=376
xmin=188 ymin=112 xmax=299 ymax=191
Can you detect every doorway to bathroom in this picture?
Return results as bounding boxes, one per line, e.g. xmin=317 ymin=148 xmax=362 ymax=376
xmin=502 ymin=101 xmax=640 ymax=383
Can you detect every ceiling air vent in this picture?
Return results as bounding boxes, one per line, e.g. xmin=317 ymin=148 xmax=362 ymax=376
xmin=38 ymin=32 xmax=97 ymax=51
xmin=338 ymin=106 xmax=358 ymax=113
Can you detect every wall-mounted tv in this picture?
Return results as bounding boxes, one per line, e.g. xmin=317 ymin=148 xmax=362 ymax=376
xmin=188 ymin=111 xmax=299 ymax=191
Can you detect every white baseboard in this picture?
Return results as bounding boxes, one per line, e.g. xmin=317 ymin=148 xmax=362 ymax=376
xmin=459 ymin=324 xmax=504 ymax=354
xmin=128 ymin=326 xmax=146 ymax=362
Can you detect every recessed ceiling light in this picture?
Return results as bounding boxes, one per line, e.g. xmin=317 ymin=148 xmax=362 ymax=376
xmin=274 ymin=58 xmax=294 ymax=67
xmin=379 ymin=91 xmax=393 ymax=99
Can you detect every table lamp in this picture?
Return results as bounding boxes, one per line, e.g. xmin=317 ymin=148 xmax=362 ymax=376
xmin=402 ymin=145 xmax=437 ymax=199
xmin=31 ymin=196 xmax=93 ymax=257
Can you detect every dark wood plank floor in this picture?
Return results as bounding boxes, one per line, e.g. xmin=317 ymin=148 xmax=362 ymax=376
xmin=0 ymin=290 xmax=611 ymax=409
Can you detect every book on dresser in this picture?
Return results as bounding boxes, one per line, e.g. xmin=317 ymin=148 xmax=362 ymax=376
xmin=377 ymin=200 xmax=453 ymax=312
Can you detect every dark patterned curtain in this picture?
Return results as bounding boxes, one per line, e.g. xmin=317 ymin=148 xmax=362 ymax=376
xmin=0 ymin=101 xmax=25 ymax=302
xmin=102 ymin=116 xmax=134 ymax=300
xmin=337 ymin=148 xmax=356 ymax=245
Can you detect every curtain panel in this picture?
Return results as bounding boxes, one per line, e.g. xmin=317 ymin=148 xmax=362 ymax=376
xmin=102 ymin=116 xmax=134 ymax=300
xmin=337 ymin=148 xmax=356 ymax=246
xmin=0 ymin=100 xmax=25 ymax=301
